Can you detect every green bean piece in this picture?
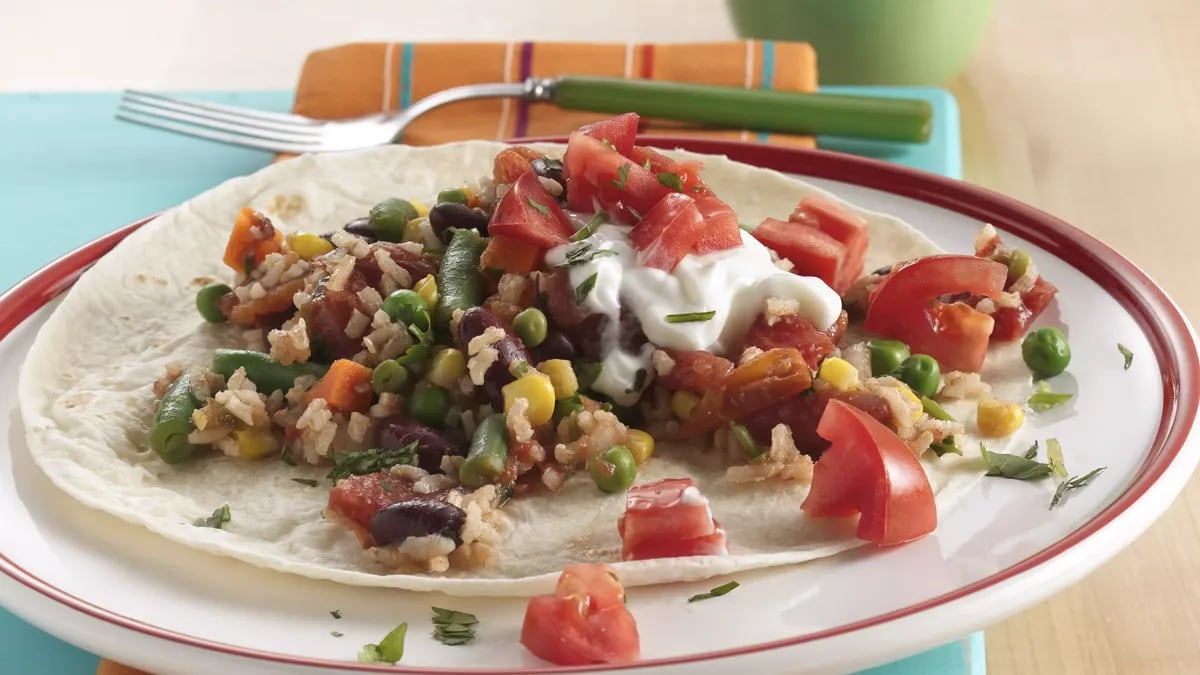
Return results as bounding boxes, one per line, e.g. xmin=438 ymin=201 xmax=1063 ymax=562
xmin=895 ymin=354 xmax=941 ymax=398
xmin=434 ymin=229 xmax=487 ymax=328
xmin=211 ymin=349 xmax=329 ymax=394
xmin=407 ymin=386 xmax=450 ymax=427
xmin=149 ymin=373 xmax=201 ymax=463
xmin=921 ymin=396 xmax=955 ymax=422
xmin=587 ymin=445 xmax=637 ymax=493
xmin=368 ymin=198 xmax=419 ymax=242
xmin=372 ymin=360 xmax=409 ymax=394
xmin=512 ymin=307 xmax=548 ymax=347
xmin=553 ymin=394 xmax=584 ymax=422
xmin=1022 ymin=327 xmax=1071 ymax=378
xmin=437 ymin=188 xmax=470 ymax=205
xmin=459 ymin=413 xmax=509 ymax=488
xmin=382 ymin=289 xmax=431 ymax=332
xmin=868 ymin=338 xmax=910 ymax=377
xmin=195 ymin=283 xmax=232 ymax=323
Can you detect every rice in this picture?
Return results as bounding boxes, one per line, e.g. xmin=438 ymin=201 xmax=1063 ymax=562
xmin=506 ymin=397 xmax=535 ymax=443
xmin=256 ymin=251 xmax=309 ymax=289
xmin=863 ymin=376 xmax=921 ymax=435
xmin=553 ymin=409 xmax=628 ymax=465
xmin=738 ymin=346 xmax=764 ymax=366
xmin=331 ymin=231 xmax=372 ymax=258
xmin=651 ymin=349 xmax=676 ymax=377
xmin=242 ymin=329 xmax=266 ymax=351
xmin=975 ymin=298 xmax=997 ymax=314
xmin=292 ymin=290 xmax=313 ymax=311
xmin=213 ymin=367 xmax=269 ymax=427
xmin=327 ymin=254 xmax=356 ymax=292
xmin=247 ymin=281 xmax=267 ymax=300
xmin=467 ymin=326 xmax=505 ymax=385
xmin=768 ymin=248 xmax=795 ymax=272
xmin=939 ymin=371 xmax=992 ymax=400
xmin=369 ymin=392 xmax=402 ymax=419
xmin=538 ymin=176 xmax=564 ymax=197
xmin=725 ymin=423 xmax=815 ymax=483
xmin=839 ymin=341 xmax=871 ymax=375
xmin=974 ymin=224 xmax=998 ymax=252
xmin=373 ymin=247 xmax=413 ymax=289
xmin=344 ymin=309 xmax=370 ymax=339
xmin=498 ymin=273 xmax=530 ymax=304
xmin=356 ymin=286 xmax=384 ymax=315
xmin=347 ymin=412 xmax=372 ymax=444
xmin=764 ymin=296 xmax=801 ymax=326
xmin=995 ymin=291 xmax=1022 ymax=309
xmin=362 ymin=310 xmax=412 ymax=364
xmin=267 ymin=317 xmax=310 ymax=365
xmin=295 ymin=398 xmax=336 ymax=464
xmin=541 ymin=464 xmax=569 ymax=491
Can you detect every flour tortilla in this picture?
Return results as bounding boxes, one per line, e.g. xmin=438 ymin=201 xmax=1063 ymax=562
xmin=18 ymin=142 xmax=1030 ymax=597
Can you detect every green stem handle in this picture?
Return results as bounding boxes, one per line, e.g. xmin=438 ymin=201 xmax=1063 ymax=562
xmin=552 ymin=76 xmax=932 ymax=143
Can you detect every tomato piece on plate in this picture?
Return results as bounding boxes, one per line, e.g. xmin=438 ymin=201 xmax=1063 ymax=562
xmin=520 ymin=563 xmax=640 ymax=665
xmin=489 ymin=171 xmax=575 ymax=249
xmin=563 ymin=132 xmax=670 ymax=221
xmin=740 ymin=310 xmax=848 ymax=370
xmin=658 ymin=349 xmax=735 ymax=394
xmin=629 ymin=145 xmax=709 ymax=194
xmin=864 ymin=254 xmax=1007 ymax=372
xmin=752 ymin=218 xmax=856 ymax=293
xmin=683 ymin=347 xmax=813 ymax=434
xmin=577 ymin=113 xmax=640 ymax=157
xmin=618 ymin=478 xmax=727 ymax=560
xmin=991 ymin=276 xmax=1059 ymax=340
xmin=802 ymin=399 xmax=937 ymax=546
xmin=790 ymin=195 xmax=868 ymax=286
xmin=692 ymin=193 xmax=744 ymax=254
xmin=629 ymin=192 xmax=706 ymax=272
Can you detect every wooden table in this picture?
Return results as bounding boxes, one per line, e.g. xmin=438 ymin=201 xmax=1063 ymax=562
xmin=956 ymin=1 xmax=1200 ymax=672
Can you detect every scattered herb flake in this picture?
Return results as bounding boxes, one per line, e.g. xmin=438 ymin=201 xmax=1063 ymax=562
xmin=688 ymin=580 xmax=740 ymax=602
xmin=556 ymin=242 xmax=618 ymax=268
xmin=571 ymin=212 xmax=608 ymax=242
xmin=432 ymin=607 xmax=478 ymax=646
xmin=331 ymin=631 xmax=344 ymax=638
xmin=980 ymin=444 xmax=1053 ymax=480
xmin=643 ymin=158 xmax=652 ymax=170
xmin=292 ymin=478 xmax=319 ymax=487
xmin=628 ymin=206 xmax=643 ymax=221
xmin=280 ymin=446 xmax=297 ymax=466
xmin=496 ymin=484 xmax=514 ymax=507
xmin=1118 ymin=343 xmax=1134 ymax=370
xmin=358 ymin=622 xmax=407 ymax=664
xmin=930 ymin=437 xmax=962 ymax=457
xmin=920 ymin=396 xmax=955 ymax=422
xmin=330 ymin=609 xmax=342 ymax=619
xmin=1050 ymin=467 xmax=1107 ymax=509
xmin=1046 ymin=438 xmax=1068 ymax=478
xmin=611 ymin=163 xmax=631 ymax=190
xmin=657 ymin=172 xmax=683 ymax=191
xmin=1023 ymin=441 xmax=1040 ymax=460
xmin=665 ymin=310 xmax=716 ymax=324
xmin=729 ymin=423 xmax=763 ymax=460
xmin=626 ymin=368 xmax=647 ymax=393
xmin=194 ymin=504 xmax=230 ymax=529
xmin=575 ymin=272 xmax=599 ymax=305
xmin=525 ymin=196 xmax=551 ymax=216
xmin=326 ymin=444 xmax=418 ymax=481
xmin=1028 ymin=381 xmax=1073 ymax=411
xmin=601 ymin=138 xmax=616 ymax=151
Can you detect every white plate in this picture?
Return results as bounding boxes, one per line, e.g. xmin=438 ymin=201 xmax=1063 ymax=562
xmin=2 ymin=141 xmax=1197 ymax=675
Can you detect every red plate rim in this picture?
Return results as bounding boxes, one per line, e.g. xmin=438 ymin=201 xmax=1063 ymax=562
xmin=1 ymin=137 xmax=1196 ymax=673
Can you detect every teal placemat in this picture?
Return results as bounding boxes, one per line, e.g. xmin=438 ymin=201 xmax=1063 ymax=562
xmin=0 ymin=87 xmax=976 ymax=674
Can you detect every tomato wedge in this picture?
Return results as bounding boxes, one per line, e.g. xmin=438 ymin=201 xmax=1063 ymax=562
xmin=618 ymin=478 xmax=727 ymax=560
xmin=864 ymin=254 xmax=1007 ymax=372
xmin=790 ymin=195 xmax=868 ymax=286
xmin=578 ymin=113 xmax=640 ymax=157
xmin=563 ymin=131 xmax=670 ymax=222
xmin=801 ymin=399 xmax=937 ymax=546
xmin=520 ymin=563 xmax=640 ymax=665
xmin=692 ymin=193 xmax=744 ymax=254
xmin=629 ymin=192 xmax=706 ymax=272
xmin=489 ymin=171 xmax=575 ymax=249
xmin=683 ymin=347 xmax=813 ymax=434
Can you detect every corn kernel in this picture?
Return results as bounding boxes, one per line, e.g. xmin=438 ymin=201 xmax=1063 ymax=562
xmin=410 ymin=199 xmax=430 ymax=217
xmin=538 ymin=359 xmax=579 ymax=399
xmin=403 ymin=218 xmax=425 ymax=243
xmin=428 ymin=348 xmax=466 ymax=388
xmin=817 ymin=357 xmax=860 ymax=392
xmin=502 ymin=373 xmax=557 ymax=426
xmin=413 ymin=274 xmax=439 ymax=310
xmin=898 ymin=385 xmax=923 ymax=422
xmin=977 ymin=399 xmax=1025 ymax=437
xmin=671 ymin=390 xmax=701 ymax=420
xmin=286 ymin=232 xmax=334 ymax=261
xmin=232 ymin=428 xmax=279 ymax=460
xmin=626 ymin=429 xmax=655 ymax=464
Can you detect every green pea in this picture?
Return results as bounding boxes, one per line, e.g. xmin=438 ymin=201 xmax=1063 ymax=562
xmin=437 ymin=188 xmax=470 ymax=205
xmin=553 ymin=394 xmax=584 ymax=422
xmin=587 ymin=445 xmax=637 ymax=494
xmin=512 ymin=307 xmax=548 ymax=347
xmin=459 ymin=414 xmax=508 ymax=488
xmin=368 ymin=198 xmax=419 ymax=242
xmin=1022 ymin=327 xmax=1071 ymax=378
xmin=869 ymin=338 xmax=910 ymax=377
xmin=382 ymin=289 xmax=430 ymax=332
xmin=195 ymin=283 xmax=232 ymax=323
xmin=407 ymin=386 xmax=450 ymax=427
xmin=1007 ymin=249 xmax=1032 ymax=282
xmin=372 ymin=359 xmax=409 ymax=394
xmin=895 ymin=354 xmax=940 ymax=398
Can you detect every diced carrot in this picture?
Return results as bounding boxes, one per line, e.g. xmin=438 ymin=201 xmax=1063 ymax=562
xmin=306 ymin=359 xmax=374 ymax=413
xmin=480 ymin=235 xmax=543 ymax=274
xmin=493 ymin=147 xmax=541 ymax=185
xmin=222 ymin=207 xmax=284 ymax=274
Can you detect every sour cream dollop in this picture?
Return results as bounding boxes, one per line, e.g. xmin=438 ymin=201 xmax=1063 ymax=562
xmin=545 ymin=223 xmax=841 ymax=405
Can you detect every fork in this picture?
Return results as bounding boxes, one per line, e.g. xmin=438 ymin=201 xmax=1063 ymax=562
xmin=115 ymin=75 xmax=932 ymax=154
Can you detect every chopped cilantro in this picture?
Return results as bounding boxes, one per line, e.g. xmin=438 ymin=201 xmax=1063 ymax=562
xmin=358 ymin=622 xmax=407 ymax=664
xmin=656 ymin=172 xmax=683 ymax=191
xmin=575 ymin=272 xmax=598 ymax=305
xmin=330 ymin=609 xmax=342 ymax=619
xmin=980 ymin=444 xmax=1052 ymax=480
xmin=688 ymin=581 xmax=740 ymax=602
xmin=194 ymin=504 xmax=230 ymax=529
xmin=611 ymin=163 xmax=631 ymax=190
xmin=291 ymin=478 xmax=318 ymax=487
xmin=665 ymin=310 xmax=716 ymax=323
xmin=326 ymin=444 xmax=418 ymax=481
xmin=1118 ymin=343 xmax=1134 ymax=370
xmin=556 ymin=242 xmax=618 ymax=268
xmin=525 ymin=196 xmax=551 ymax=216
xmin=432 ymin=607 xmax=478 ymax=646
xmin=1028 ymin=381 xmax=1073 ymax=411
xmin=626 ymin=368 xmax=647 ymax=394
xmin=571 ymin=212 xmax=608 ymax=242
xmin=1050 ymin=467 xmax=1107 ymax=509
xmin=929 ymin=437 xmax=962 ymax=457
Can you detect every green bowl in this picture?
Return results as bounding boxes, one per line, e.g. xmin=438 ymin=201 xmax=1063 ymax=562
xmin=726 ymin=0 xmax=996 ymax=86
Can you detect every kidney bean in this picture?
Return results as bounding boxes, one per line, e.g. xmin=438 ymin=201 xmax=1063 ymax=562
xmin=369 ymin=500 xmax=466 ymax=547
xmin=533 ymin=329 xmax=576 ymax=363
xmin=531 ymin=157 xmax=566 ymax=198
xmin=428 ymin=203 xmax=489 ymax=242
xmin=375 ymin=416 xmax=466 ymax=472
xmin=342 ymin=217 xmax=379 ymax=242
xmin=457 ymin=306 xmax=531 ymax=408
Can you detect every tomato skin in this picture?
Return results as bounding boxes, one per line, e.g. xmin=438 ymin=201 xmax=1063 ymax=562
xmin=864 ymin=255 xmax=1007 ymax=373
xmin=520 ymin=563 xmax=639 ymax=666
xmin=629 ymin=193 xmax=706 ymax=271
xmin=658 ymin=349 xmax=734 ymax=394
xmin=789 ymin=195 xmax=868 ymax=285
xmin=629 ymin=145 xmax=708 ymax=194
xmin=692 ymin=193 xmax=744 ymax=254
xmin=740 ymin=311 xmax=848 ymax=370
xmin=578 ymin=113 xmax=640 ymax=157
xmin=618 ymin=478 xmax=727 ymax=561
xmin=489 ymin=171 xmax=576 ymax=249
xmin=563 ymin=132 xmax=670 ymax=222
xmin=753 ymin=218 xmax=853 ymax=293
xmin=801 ymin=399 xmax=937 ymax=546
xmin=683 ymin=347 xmax=813 ymax=434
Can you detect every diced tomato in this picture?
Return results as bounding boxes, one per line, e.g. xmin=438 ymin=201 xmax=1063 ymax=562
xmin=790 ymin=195 xmax=868 ymax=286
xmin=801 ymin=400 xmax=937 ymax=546
xmin=629 ymin=145 xmax=709 ymax=194
xmin=684 ymin=347 xmax=813 ymax=434
xmin=692 ymin=193 xmax=743 ymax=254
xmin=864 ymin=254 xmax=1007 ymax=372
xmin=743 ymin=388 xmax=892 ymax=458
xmin=562 ymin=131 xmax=670 ymax=222
xmin=629 ymin=193 xmax=706 ymax=272
xmin=520 ymin=563 xmax=640 ymax=666
xmin=618 ymin=478 xmax=727 ymax=560
xmin=489 ymin=171 xmax=575 ymax=249
xmin=992 ymin=276 xmax=1059 ymax=340
xmin=753 ymin=218 xmax=856 ymax=293
xmin=326 ymin=472 xmax=427 ymax=547
xmin=480 ymin=235 xmax=542 ymax=275
xmin=577 ymin=113 xmax=640 ymax=157
xmin=740 ymin=311 xmax=848 ymax=370
xmin=658 ymin=349 xmax=734 ymax=394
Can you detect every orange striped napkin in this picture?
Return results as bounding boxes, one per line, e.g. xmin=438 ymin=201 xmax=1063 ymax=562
xmin=97 ymin=38 xmax=816 ymax=675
